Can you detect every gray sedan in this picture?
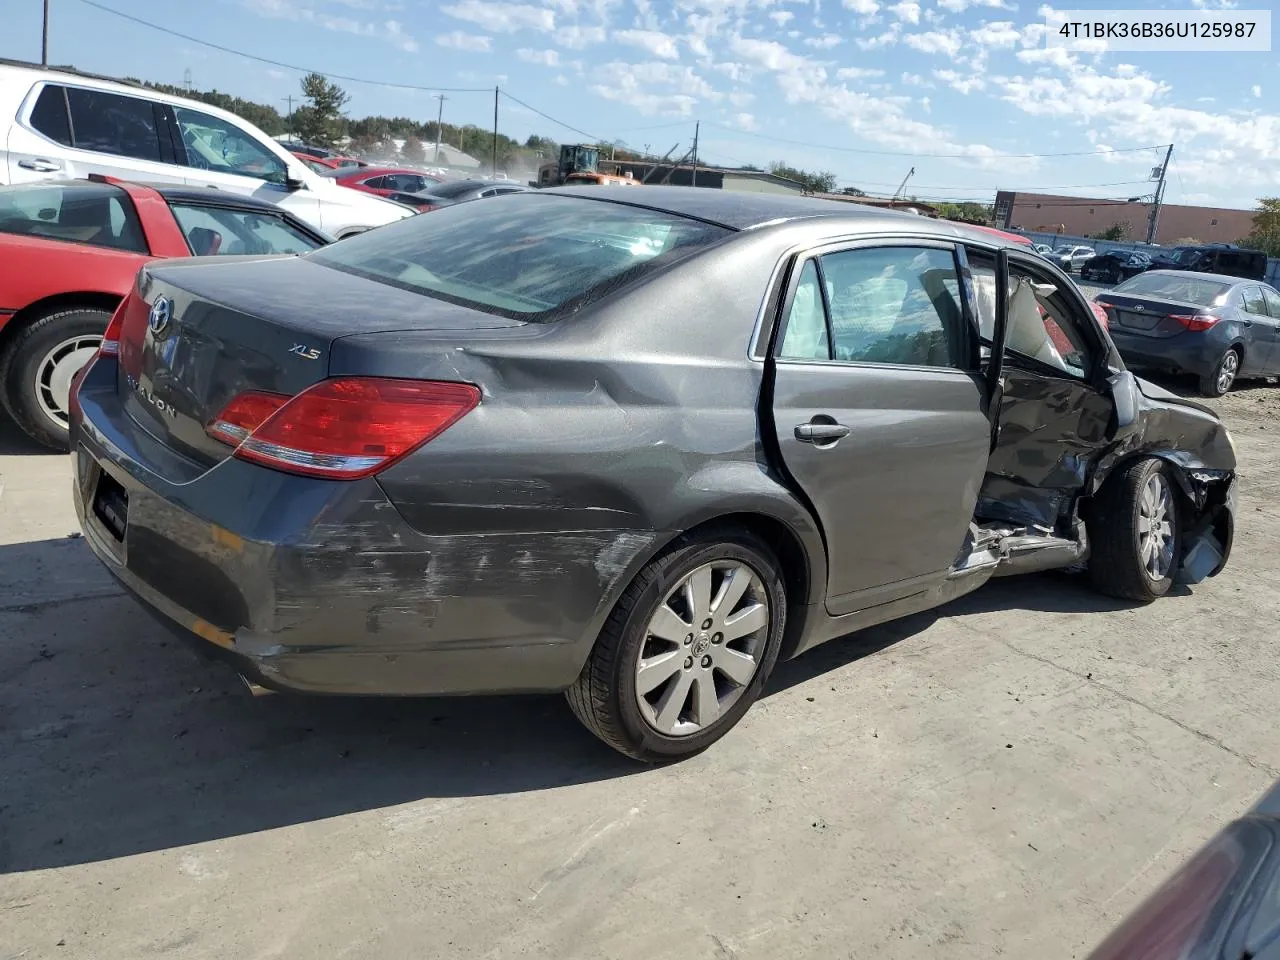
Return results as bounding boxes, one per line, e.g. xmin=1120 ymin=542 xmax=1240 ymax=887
xmin=1096 ymin=270 xmax=1280 ymax=395
xmin=69 ymin=189 xmax=1237 ymax=761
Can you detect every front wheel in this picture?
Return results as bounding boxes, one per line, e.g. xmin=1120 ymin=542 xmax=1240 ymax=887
xmin=0 ymin=307 xmax=110 ymax=451
xmin=1200 ymin=348 xmax=1240 ymax=397
xmin=566 ymin=530 xmax=787 ymax=762
xmin=1088 ymin=458 xmax=1181 ymax=602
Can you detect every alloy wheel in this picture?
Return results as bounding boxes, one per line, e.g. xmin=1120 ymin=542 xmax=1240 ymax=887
xmin=1216 ymin=351 xmax=1239 ymax=394
xmin=35 ymin=334 xmax=101 ymax=428
xmin=634 ymin=561 xmax=770 ymax=737
xmin=1137 ymin=473 xmax=1175 ymax=581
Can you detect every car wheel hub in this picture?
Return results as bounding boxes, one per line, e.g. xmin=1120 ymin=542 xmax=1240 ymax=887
xmin=1137 ymin=473 xmax=1175 ymax=581
xmin=35 ymin=334 xmax=101 ymax=429
xmin=1218 ymin=352 xmax=1239 ymax=392
xmin=634 ymin=560 xmax=770 ymax=737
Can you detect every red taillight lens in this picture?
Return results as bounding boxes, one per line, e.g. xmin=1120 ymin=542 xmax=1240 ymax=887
xmin=417 ymin=203 xmax=440 ymax=212
xmin=1171 ymin=313 xmax=1221 ymax=332
xmin=208 ymin=378 xmax=480 ymax=480
xmin=97 ymin=299 xmax=127 ymax=357
xmin=206 ymin=390 xmax=290 ymax=446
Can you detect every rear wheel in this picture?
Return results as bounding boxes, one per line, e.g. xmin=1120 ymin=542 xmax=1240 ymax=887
xmin=0 ymin=307 xmax=110 ymax=451
xmin=1199 ymin=347 xmax=1240 ymax=397
xmin=1088 ymin=458 xmax=1180 ymax=602
xmin=566 ymin=530 xmax=787 ymax=762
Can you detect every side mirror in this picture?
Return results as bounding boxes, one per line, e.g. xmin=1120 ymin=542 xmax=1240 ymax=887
xmin=285 ymin=167 xmax=309 ymax=191
xmin=1107 ymin=369 xmax=1139 ymax=432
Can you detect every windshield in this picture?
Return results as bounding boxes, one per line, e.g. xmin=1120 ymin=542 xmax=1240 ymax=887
xmin=1172 ymin=247 xmax=1201 ymax=264
xmin=1114 ymin=272 xmax=1232 ymax=305
xmin=309 ymin=193 xmax=731 ymax=320
xmin=420 ymin=180 xmax=493 ymax=199
xmin=1052 ymin=246 xmax=1074 ymax=254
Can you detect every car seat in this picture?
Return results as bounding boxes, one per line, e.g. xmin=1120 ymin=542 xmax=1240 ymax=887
xmin=1006 ymin=277 xmax=1066 ymax=368
xmin=187 ymin=227 xmax=223 ymax=256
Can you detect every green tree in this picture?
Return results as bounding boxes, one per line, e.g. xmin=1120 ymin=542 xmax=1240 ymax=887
xmin=402 ymin=137 xmax=427 ymax=164
xmin=1245 ymin=198 xmax=1280 ymax=258
xmin=934 ymin=201 xmax=995 ymax=223
xmin=769 ymin=162 xmax=838 ymax=193
xmin=1095 ymin=222 xmax=1129 ymax=241
xmin=840 ymin=186 xmax=866 ymax=196
xmin=294 ymin=73 xmax=350 ymax=148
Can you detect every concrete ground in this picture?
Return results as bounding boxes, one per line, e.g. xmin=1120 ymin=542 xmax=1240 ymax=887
xmin=3 ymin=381 xmax=1280 ymax=960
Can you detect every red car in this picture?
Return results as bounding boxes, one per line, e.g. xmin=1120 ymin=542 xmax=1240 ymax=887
xmin=289 ymin=152 xmax=367 ymax=173
xmin=325 ymin=166 xmax=442 ymax=198
xmin=0 ymin=176 xmax=329 ymax=450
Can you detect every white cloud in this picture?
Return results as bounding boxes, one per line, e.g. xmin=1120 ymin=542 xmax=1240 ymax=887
xmin=934 ymin=68 xmax=984 ymax=94
xmin=969 ymin=20 xmax=1020 ymax=50
xmin=1191 ymin=0 xmax=1239 ymax=7
xmin=555 ymin=24 xmax=607 ymax=47
xmin=728 ymin=36 xmax=826 ymax=80
xmin=440 ymin=0 xmax=555 ymax=33
xmin=1252 ymin=84 xmax=1263 ymax=98
xmin=554 ymin=74 xmax=569 ymax=85
xmin=856 ymin=25 xmax=901 ymax=49
xmin=843 ymin=0 xmax=880 ymax=13
xmin=900 ymin=71 xmax=933 ymax=87
xmin=937 ymin=0 xmax=1014 ymax=10
xmin=768 ymin=10 xmax=794 ymax=24
xmin=902 ymin=29 xmax=963 ymax=56
xmin=837 ymin=65 xmax=886 ymax=79
xmin=516 ymin=47 xmax=560 ymax=64
xmin=732 ymin=111 xmax=759 ymax=131
xmin=727 ymin=89 xmax=755 ymax=106
xmin=437 ymin=30 xmax=492 ymax=51
xmin=804 ymin=33 xmax=843 ymax=48
xmin=614 ymin=28 xmax=681 ymax=59
xmin=888 ymin=0 xmax=920 ymax=23
xmin=244 ymin=0 xmax=421 ymax=51
xmin=590 ymin=60 xmax=723 ymax=116
xmin=920 ymin=95 xmax=931 ymax=112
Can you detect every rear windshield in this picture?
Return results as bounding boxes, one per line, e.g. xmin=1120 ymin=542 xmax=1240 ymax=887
xmin=309 ymin=193 xmax=731 ymax=320
xmin=421 ymin=180 xmax=491 ymax=199
xmin=0 ymin=181 xmax=146 ymax=253
xmin=1114 ymin=272 xmax=1232 ymax=306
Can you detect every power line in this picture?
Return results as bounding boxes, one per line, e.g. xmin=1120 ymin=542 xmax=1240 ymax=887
xmin=72 ymin=0 xmax=490 ymax=92
xmin=499 ymin=90 xmax=603 ymax=142
xmin=701 ymin=121 xmax=1171 ymax=160
xmin=837 ymin=177 xmax=1155 ymax=192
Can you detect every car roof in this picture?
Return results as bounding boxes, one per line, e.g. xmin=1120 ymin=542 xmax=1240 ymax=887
xmin=536 ymin=185 xmax=1022 ymax=246
xmin=17 ymin=177 xmax=301 ymax=217
xmin=1139 ymin=269 xmax=1257 ymax=285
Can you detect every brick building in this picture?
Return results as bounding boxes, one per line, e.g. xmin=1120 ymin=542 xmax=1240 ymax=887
xmin=994 ymin=191 xmax=1257 ymax=246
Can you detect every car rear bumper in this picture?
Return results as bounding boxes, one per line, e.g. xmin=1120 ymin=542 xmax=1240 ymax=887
xmin=1108 ymin=330 xmax=1217 ymax=377
xmin=70 ymin=359 xmax=658 ymax=696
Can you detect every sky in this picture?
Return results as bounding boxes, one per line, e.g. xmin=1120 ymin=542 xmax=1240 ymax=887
xmin=4 ymin=0 xmax=1278 ymax=208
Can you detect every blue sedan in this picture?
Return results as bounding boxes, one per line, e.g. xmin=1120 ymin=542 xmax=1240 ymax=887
xmin=1096 ymin=269 xmax=1280 ymax=396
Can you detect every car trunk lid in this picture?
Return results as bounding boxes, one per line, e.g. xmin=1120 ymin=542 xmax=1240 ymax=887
xmin=1094 ymin=293 xmax=1210 ymax=338
xmin=117 ymin=256 xmax=523 ymax=472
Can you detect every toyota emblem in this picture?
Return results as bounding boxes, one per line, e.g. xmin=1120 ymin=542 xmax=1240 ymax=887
xmin=148 ymin=296 xmax=172 ymax=335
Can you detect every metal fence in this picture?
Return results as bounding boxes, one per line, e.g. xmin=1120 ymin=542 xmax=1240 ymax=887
xmin=1018 ymin=230 xmax=1280 ymax=287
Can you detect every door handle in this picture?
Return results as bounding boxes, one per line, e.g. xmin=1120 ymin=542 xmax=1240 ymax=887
xmin=18 ymin=158 xmax=61 ymax=172
xmin=795 ymin=421 xmax=850 ymax=443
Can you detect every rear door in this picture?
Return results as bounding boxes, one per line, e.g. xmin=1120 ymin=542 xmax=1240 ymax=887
xmin=1244 ymin=285 xmax=1280 ymax=374
xmin=768 ymin=240 xmax=991 ymax=616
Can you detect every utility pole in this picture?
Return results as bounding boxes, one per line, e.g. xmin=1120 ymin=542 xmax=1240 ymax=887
xmin=183 ymin=68 xmax=192 ymax=93
xmin=492 ymin=86 xmax=499 ymax=177
xmin=41 ymin=0 xmax=49 ymax=66
xmin=691 ymin=121 xmax=699 ymax=187
xmin=282 ymin=96 xmax=295 ymax=137
xmin=433 ymin=94 xmax=448 ymax=164
xmin=1146 ymin=143 xmax=1174 ymax=245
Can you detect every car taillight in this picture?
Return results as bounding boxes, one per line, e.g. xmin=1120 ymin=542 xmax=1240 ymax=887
xmin=1171 ymin=313 xmax=1221 ymax=332
xmin=97 ymin=300 xmax=128 ymax=357
xmin=206 ymin=377 xmax=480 ymax=480
xmin=417 ymin=203 xmax=440 ymax=212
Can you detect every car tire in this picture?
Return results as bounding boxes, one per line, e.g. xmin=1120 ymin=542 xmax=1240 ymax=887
xmin=566 ymin=528 xmax=787 ymax=762
xmin=0 ymin=306 xmax=110 ymax=451
xmin=1199 ymin=347 xmax=1241 ymax=397
xmin=1087 ymin=458 xmax=1180 ymax=602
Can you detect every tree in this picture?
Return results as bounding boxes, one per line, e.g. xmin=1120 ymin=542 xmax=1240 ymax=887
xmin=769 ymin=162 xmax=838 ymax=194
xmin=1244 ymin=198 xmax=1280 ymax=258
xmin=934 ymin=201 xmax=994 ymax=223
xmin=294 ymin=73 xmax=350 ymax=148
xmin=840 ymin=186 xmax=866 ymax=196
xmin=402 ymin=137 xmax=427 ymax=165
xmin=1095 ymin=222 xmax=1129 ymax=241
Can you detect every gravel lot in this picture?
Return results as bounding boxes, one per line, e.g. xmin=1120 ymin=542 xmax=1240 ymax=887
xmin=3 ymin=379 xmax=1280 ymax=960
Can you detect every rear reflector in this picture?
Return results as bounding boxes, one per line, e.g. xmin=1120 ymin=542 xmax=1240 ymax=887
xmin=1171 ymin=313 xmax=1221 ymax=332
xmin=207 ymin=378 xmax=480 ymax=480
xmin=97 ymin=299 xmax=127 ymax=357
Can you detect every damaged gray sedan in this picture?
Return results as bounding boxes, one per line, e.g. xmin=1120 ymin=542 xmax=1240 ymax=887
xmin=70 ymin=188 xmax=1237 ymax=761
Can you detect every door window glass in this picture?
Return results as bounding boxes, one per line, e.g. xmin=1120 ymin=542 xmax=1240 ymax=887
xmin=65 ymin=88 xmax=163 ymax=162
xmin=1242 ymin=286 xmax=1268 ymax=315
xmin=0 ymin=182 xmax=146 ymax=252
xmin=362 ymin=176 xmax=389 ymax=189
xmin=778 ymin=260 xmax=829 ymax=360
xmin=1261 ymin=287 xmax=1280 ymax=318
xmin=172 ymin=106 xmax=287 ymax=184
xmin=168 ymin=203 xmax=323 ymax=256
xmin=29 ymin=85 xmax=72 ymax=146
xmin=817 ymin=246 xmax=965 ymax=368
xmin=969 ymin=253 xmax=1095 ymax=378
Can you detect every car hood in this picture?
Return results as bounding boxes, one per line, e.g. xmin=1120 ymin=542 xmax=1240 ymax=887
xmin=1134 ymin=375 xmax=1219 ymax=419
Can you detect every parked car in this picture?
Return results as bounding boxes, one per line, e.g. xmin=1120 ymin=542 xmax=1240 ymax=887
xmin=0 ymin=59 xmax=411 ymax=238
xmin=1033 ymin=243 xmax=1054 ymax=256
xmin=1046 ymin=244 xmax=1096 ymax=273
xmin=0 ymin=176 xmax=329 ymax=449
xmin=323 ymin=166 xmax=442 ymax=199
xmin=403 ymin=178 xmax=532 ymax=211
xmin=69 ymin=189 xmax=1236 ymax=761
xmin=1086 ymin=778 xmax=1280 ymax=960
xmin=1148 ymin=243 xmax=1268 ymax=281
xmin=1080 ymin=249 xmax=1152 ymax=284
xmin=1095 ymin=269 xmax=1280 ymax=396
